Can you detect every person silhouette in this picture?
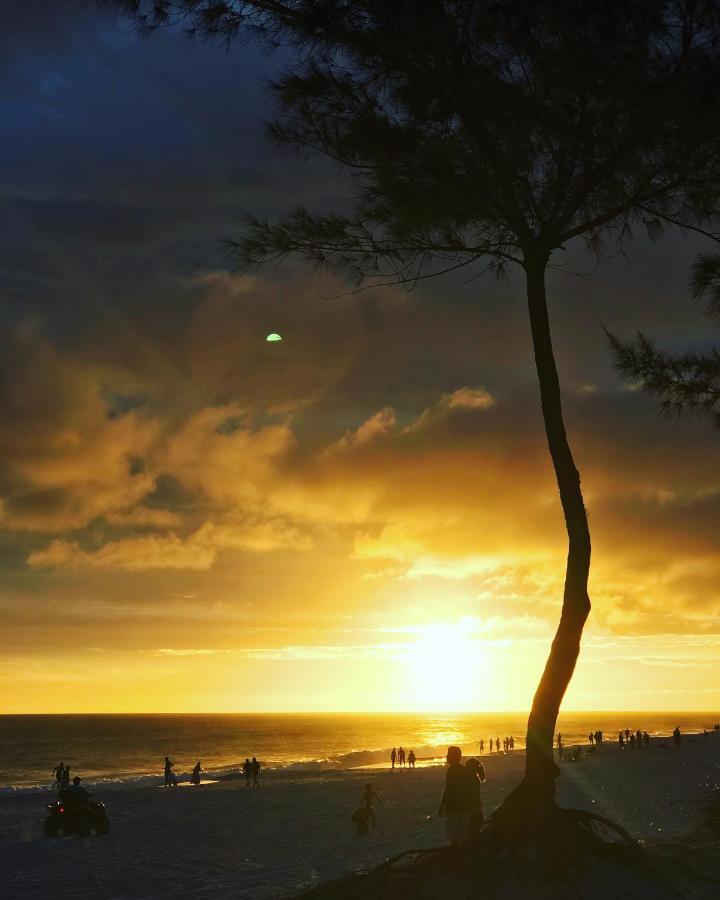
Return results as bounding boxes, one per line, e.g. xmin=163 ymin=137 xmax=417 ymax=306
xmin=398 ymin=746 xmax=406 ymax=768
xmin=438 ymin=746 xmax=474 ymax=845
xmin=67 ymin=776 xmax=89 ymax=808
xmin=190 ymin=761 xmax=202 ymax=786
xmin=408 ymin=749 xmax=416 ymax=768
xmin=390 ymin=747 xmax=397 ymax=769
xmin=465 ymin=757 xmax=486 ymax=841
xmin=52 ymin=762 xmax=64 ymax=791
xmin=251 ymin=757 xmax=261 ymax=788
xmin=60 ymin=765 xmax=71 ymax=793
xmin=242 ymin=758 xmax=252 ymax=787
xmin=164 ymin=756 xmax=175 ymax=787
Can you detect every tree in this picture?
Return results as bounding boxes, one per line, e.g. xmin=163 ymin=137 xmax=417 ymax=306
xmin=611 ymin=253 xmax=720 ymax=426
xmin=106 ymin=0 xmax=720 ymax=838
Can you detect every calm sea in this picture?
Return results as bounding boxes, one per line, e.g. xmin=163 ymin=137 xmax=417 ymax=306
xmin=1 ymin=712 xmax=717 ymax=790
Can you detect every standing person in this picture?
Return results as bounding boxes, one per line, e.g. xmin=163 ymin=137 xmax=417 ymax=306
xmin=60 ymin=765 xmax=70 ymax=793
xmin=242 ymin=758 xmax=252 ymax=787
xmin=359 ymin=782 xmax=379 ymax=830
xmin=465 ymin=757 xmax=486 ymax=841
xmin=408 ymin=749 xmax=416 ymax=769
xmin=496 ymin=737 xmax=500 ymax=753
xmin=479 ymin=738 xmax=484 ymax=754
xmin=190 ymin=761 xmax=203 ymax=786
xmin=673 ymin=726 xmax=682 ymax=746
xmin=163 ymin=756 xmax=175 ymax=787
xmin=643 ymin=731 xmax=650 ymax=747
xmin=438 ymin=746 xmax=473 ymax=846
xmin=251 ymin=756 xmax=261 ymax=788
xmin=390 ymin=747 xmax=397 ymax=769
xmin=398 ymin=747 xmax=406 ymax=768
xmin=588 ymin=732 xmax=594 ymax=746
xmin=52 ymin=762 xmax=64 ymax=791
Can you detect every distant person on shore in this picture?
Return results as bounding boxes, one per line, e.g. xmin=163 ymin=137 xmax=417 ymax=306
xmin=190 ymin=761 xmax=203 ymax=786
xmin=390 ymin=747 xmax=397 ymax=769
xmin=643 ymin=731 xmax=650 ymax=746
xmin=588 ymin=732 xmax=594 ymax=746
xmin=465 ymin=757 xmax=486 ymax=841
xmin=438 ymin=746 xmax=473 ymax=845
xmin=478 ymin=738 xmax=484 ymax=753
xmin=164 ymin=756 xmax=176 ymax=787
xmin=251 ymin=757 xmax=261 ymax=788
xmin=52 ymin=762 xmax=64 ymax=791
xmin=60 ymin=765 xmax=71 ymax=792
xmin=673 ymin=726 xmax=682 ymax=746
xmin=242 ymin=758 xmax=252 ymax=787
xmin=398 ymin=746 xmax=406 ymax=768
xmin=496 ymin=737 xmax=500 ymax=753
xmin=408 ymin=749 xmax=416 ymax=768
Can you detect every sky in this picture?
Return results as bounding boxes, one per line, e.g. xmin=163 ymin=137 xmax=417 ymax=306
xmin=2 ymin=1 xmax=720 ymax=714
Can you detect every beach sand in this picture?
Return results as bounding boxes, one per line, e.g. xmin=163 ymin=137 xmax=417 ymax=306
xmin=2 ymin=735 xmax=720 ymax=898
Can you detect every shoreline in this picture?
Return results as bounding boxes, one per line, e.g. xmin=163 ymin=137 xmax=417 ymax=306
xmin=2 ymin=733 xmax=719 ymax=897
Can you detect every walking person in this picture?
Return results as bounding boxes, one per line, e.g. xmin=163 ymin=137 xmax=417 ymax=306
xmin=408 ymin=749 xmax=416 ymax=768
xmin=251 ymin=756 xmax=261 ymax=788
xmin=242 ymin=758 xmax=252 ymax=787
xmin=164 ymin=756 xmax=176 ymax=787
xmin=390 ymin=747 xmax=397 ymax=769
xmin=52 ymin=762 xmax=64 ymax=791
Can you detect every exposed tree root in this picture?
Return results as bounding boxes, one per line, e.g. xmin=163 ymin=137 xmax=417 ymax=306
xmin=295 ymin=804 xmax=716 ymax=899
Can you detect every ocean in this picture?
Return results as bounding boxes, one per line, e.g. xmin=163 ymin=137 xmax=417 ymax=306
xmin=1 ymin=711 xmax=717 ymax=791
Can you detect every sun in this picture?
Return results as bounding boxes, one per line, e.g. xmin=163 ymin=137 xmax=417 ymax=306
xmin=404 ymin=620 xmax=490 ymax=711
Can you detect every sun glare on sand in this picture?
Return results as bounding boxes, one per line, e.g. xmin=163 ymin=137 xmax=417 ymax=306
xmin=406 ymin=620 xmax=490 ymax=710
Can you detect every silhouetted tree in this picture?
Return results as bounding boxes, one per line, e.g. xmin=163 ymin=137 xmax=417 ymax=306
xmin=104 ymin=0 xmax=720 ymax=840
xmin=611 ymin=253 xmax=720 ymax=426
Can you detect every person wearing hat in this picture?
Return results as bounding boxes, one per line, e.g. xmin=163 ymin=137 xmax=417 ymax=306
xmin=67 ymin=775 xmax=89 ymax=808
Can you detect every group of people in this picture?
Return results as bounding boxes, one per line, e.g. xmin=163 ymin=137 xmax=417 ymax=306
xmin=389 ymin=747 xmax=416 ymax=768
xmin=618 ymin=729 xmax=651 ymax=749
xmin=587 ymin=730 xmax=605 ymax=745
xmin=51 ymin=761 xmax=72 ymax=792
xmin=51 ymin=762 xmax=89 ymax=805
xmin=163 ymin=756 xmax=205 ymax=787
xmin=241 ymin=757 xmax=261 ymax=788
xmin=478 ymin=736 xmax=514 ymax=753
xmin=357 ymin=745 xmax=487 ymax=844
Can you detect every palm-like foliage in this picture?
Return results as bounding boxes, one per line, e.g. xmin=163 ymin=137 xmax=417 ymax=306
xmin=611 ymin=253 xmax=720 ymax=426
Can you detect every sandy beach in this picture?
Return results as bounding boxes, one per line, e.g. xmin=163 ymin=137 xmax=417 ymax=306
xmin=2 ymin=735 xmax=720 ymax=898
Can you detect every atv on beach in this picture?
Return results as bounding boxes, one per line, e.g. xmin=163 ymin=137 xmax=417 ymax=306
xmin=44 ymin=793 xmax=110 ymax=837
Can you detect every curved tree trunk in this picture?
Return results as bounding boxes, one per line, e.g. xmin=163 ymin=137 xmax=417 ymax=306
xmin=516 ymin=250 xmax=592 ymax=812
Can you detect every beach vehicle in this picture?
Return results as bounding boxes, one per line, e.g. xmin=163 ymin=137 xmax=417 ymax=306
xmin=44 ymin=794 xmax=110 ymax=837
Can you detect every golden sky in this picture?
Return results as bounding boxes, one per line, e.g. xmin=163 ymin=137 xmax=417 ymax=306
xmin=2 ymin=265 xmax=720 ymax=713
xmin=2 ymin=4 xmax=720 ymax=714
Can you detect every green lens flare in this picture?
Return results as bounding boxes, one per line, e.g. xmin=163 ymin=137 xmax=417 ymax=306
xmin=266 ymin=333 xmax=282 ymax=342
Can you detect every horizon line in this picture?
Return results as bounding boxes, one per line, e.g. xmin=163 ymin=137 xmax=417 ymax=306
xmin=2 ymin=708 xmax=719 ymax=716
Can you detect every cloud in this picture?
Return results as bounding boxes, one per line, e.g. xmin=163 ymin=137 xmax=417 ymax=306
xmin=324 ymin=407 xmax=397 ymax=456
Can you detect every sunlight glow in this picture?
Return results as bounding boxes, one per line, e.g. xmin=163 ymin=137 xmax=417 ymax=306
xmin=404 ymin=620 xmax=490 ymax=711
